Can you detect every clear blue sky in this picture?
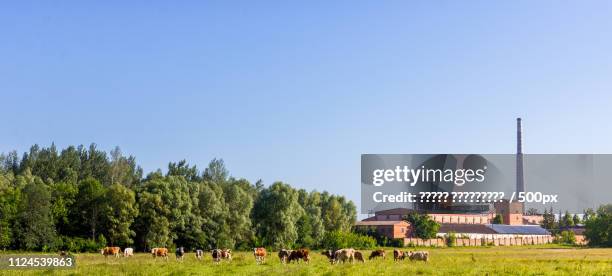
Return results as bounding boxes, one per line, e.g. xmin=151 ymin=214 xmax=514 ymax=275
xmin=2 ymin=1 xmax=611 ymax=212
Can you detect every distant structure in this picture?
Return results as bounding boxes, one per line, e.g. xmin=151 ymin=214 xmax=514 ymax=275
xmin=516 ymin=118 xmax=525 ymax=194
xmin=516 ymin=117 xmax=525 ymax=214
xmin=357 ymin=118 xmax=550 ymax=244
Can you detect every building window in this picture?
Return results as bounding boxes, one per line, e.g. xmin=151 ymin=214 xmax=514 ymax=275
xmin=401 ymin=227 xmax=405 ymax=233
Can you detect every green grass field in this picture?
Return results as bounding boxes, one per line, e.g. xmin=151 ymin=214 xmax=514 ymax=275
xmin=1 ymin=245 xmax=611 ymax=275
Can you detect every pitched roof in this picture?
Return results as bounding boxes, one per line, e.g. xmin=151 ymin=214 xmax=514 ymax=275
xmin=439 ymin=224 xmax=551 ymax=235
xmin=374 ymin=208 xmax=413 ymax=215
xmin=487 ymin=224 xmax=551 ymax=235
xmin=439 ymin=223 xmax=497 ymax=234
xmin=354 ymin=220 xmax=409 ymax=226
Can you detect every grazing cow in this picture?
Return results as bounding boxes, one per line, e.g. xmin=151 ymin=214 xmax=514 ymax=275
xmin=59 ymin=251 xmax=68 ymax=257
xmin=253 ymin=247 xmax=267 ymax=264
xmin=212 ymin=249 xmax=232 ymax=263
xmin=407 ymin=251 xmax=429 ymax=262
xmin=322 ymin=250 xmax=335 ymax=264
xmin=176 ymin=247 xmax=185 ymax=261
xmin=124 ymin=247 xmax=134 ymax=257
xmin=221 ymin=249 xmax=232 ymax=261
xmin=195 ymin=250 xmax=204 ymax=260
xmin=354 ymin=251 xmax=365 ymax=262
xmin=151 ymin=248 xmax=169 ymax=260
xmin=278 ymin=249 xmax=293 ymax=264
xmin=288 ymin=249 xmax=310 ymax=263
xmin=212 ymin=249 xmax=221 ymax=263
xmin=393 ymin=249 xmax=405 ymax=261
xmin=333 ymin=248 xmax=355 ymax=264
xmin=369 ymin=249 xmax=386 ymax=260
xmin=101 ymin=247 xmax=121 ymax=258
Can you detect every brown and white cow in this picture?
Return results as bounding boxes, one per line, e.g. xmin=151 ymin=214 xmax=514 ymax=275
xmin=101 ymin=247 xmax=121 ymax=258
xmin=151 ymin=247 xmax=169 ymax=260
xmin=407 ymin=251 xmax=429 ymax=262
xmin=195 ymin=249 xmax=204 ymax=260
xmin=369 ymin=249 xmax=386 ymax=260
xmin=253 ymin=247 xmax=267 ymax=264
xmin=333 ymin=248 xmax=355 ymax=264
xmin=175 ymin=247 xmax=185 ymax=261
xmin=393 ymin=249 xmax=405 ymax=261
xmin=278 ymin=249 xmax=293 ymax=264
xmin=288 ymin=248 xmax=310 ymax=263
xmin=212 ymin=249 xmax=232 ymax=263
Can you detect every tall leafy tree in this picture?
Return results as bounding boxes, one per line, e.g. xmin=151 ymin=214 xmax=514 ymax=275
xmin=74 ymin=178 xmax=106 ymax=239
xmin=14 ymin=174 xmax=56 ymax=250
xmin=222 ymin=182 xmax=254 ymax=249
xmin=296 ymin=190 xmax=325 ymax=248
xmin=104 ymin=183 xmax=138 ymax=246
xmin=135 ymin=191 xmax=171 ymax=249
xmin=0 ymin=172 xmax=18 ymax=249
xmin=197 ymin=182 xmax=230 ymax=249
xmin=252 ymin=182 xmax=303 ymax=248
xmin=50 ymin=181 xmax=78 ymax=236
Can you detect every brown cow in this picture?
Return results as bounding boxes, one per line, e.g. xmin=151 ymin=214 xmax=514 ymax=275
xmin=151 ymin=247 xmax=169 ymax=260
xmin=288 ymin=249 xmax=310 ymax=263
xmin=393 ymin=249 xmax=405 ymax=261
xmin=354 ymin=251 xmax=365 ymax=262
xmin=212 ymin=249 xmax=232 ymax=263
xmin=221 ymin=249 xmax=232 ymax=261
xmin=253 ymin=247 xmax=267 ymax=264
xmin=369 ymin=249 xmax=385 ymax=260
xmin=101 ymin=247 xmax=121 ymax=258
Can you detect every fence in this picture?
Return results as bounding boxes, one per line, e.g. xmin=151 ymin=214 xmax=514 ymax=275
xmin=403 ymin=236 xmax=554 ymax=247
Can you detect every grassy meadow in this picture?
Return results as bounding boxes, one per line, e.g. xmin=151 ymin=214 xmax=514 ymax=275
xmin=1 ymin=245 xmax=611 ymax=275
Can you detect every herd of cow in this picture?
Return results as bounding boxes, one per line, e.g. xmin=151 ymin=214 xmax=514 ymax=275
xmin=99 ymin=246 xmax=430 ymax=264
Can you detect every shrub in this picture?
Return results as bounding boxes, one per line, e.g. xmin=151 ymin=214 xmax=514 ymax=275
xmin=446 ymin=231 xmax=457 ymax=247
xmin=557 ymin=231 xmax=576 ymax=245
xmin=61 ymin=236 xmax=106 ymax=252
xmin=353 ymin=226 xmax=404 ymax=247
xmin=321 ymin=231 xmax=377 ymax=250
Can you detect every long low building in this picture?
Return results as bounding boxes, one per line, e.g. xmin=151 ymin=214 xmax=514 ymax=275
xmin=354 ymin=221 xmax=553 ymax=246
xmin=437 ymin=223 xmax=551 ymax=239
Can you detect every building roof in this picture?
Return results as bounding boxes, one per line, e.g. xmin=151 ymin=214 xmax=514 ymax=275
xmin=374 ymin=207 xmax=492 ymax=216
xmin=354 ymin=220 xmax=408 ymax=226
xmin=374 ymin=208 xmax=413 ymax=215
xmin=439 ymin=223 xmax=551 ymax=235
xmin=439 ymin=223 xmax=497 ymax=234
xmin=487 ymin=224 xmax=550 ymax=235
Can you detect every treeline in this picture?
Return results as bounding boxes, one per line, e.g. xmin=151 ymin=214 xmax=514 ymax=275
xmin=540 ymin=206 xmax=612 ymax=247
xmin=0 ymin=144 xmax=357 ymax=252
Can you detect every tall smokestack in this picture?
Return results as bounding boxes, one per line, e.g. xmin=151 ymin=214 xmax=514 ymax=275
xmin=516 ymin=118 xmax=525 ymax=194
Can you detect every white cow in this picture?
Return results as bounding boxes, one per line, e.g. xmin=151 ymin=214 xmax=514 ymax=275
xmin=124 ymin=247 xmax=134 ymax=257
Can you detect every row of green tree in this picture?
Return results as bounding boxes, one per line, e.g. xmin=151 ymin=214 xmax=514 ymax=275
xmin=540 ymin=206 xmax=611 ymax=247
xmin=0 ymin=144 xmax=357 ymax=251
